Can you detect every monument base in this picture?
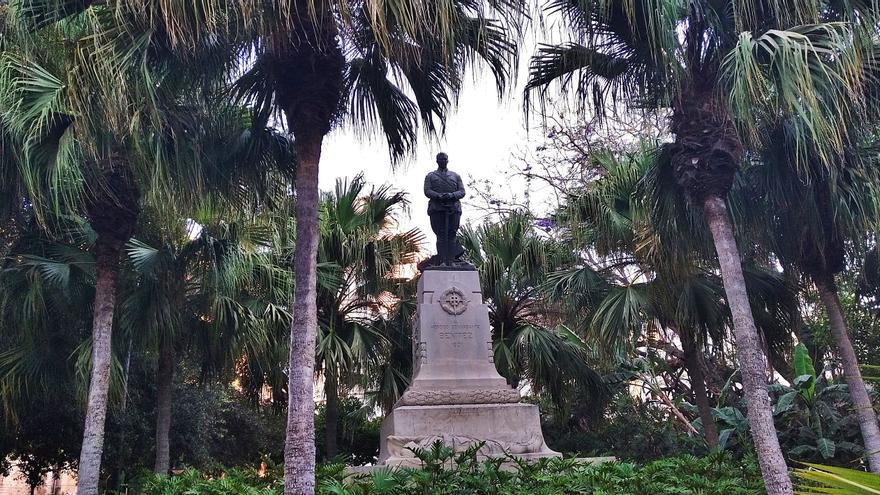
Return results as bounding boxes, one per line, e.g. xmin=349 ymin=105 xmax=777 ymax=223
xmin=378 ymin=402 xmax=560 ymax=465
xmin=375 ymin=269 xmax=560 ymax=467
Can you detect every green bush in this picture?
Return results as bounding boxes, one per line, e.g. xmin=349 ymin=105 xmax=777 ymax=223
xmin=706 ymin=345 xmax=870 ymax=467
xmin=136 ymin=467 xmax=282 ymax=495
xmin=134 ymin=446 xmax=764 ymax=495
xmin=314 ymin=397 xmax=381 ymax=464
xmin=542 ymin=391 xmax=705 ymax=461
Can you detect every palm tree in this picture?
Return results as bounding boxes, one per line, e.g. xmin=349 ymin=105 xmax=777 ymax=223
xmin=0 ymin=206 xmax=293 ymax=481
xmin=229 ymin=4 xmax=521 ymax=491
xmin=526 ymin=2 xmax=874 ymax=491
xmin=553 ymin=146 xmax=795 ymax=449
xmin=0 ymin=216 xmax=189 ymax=489
xmin=0 ymin=15 xmax=154 ymax=491
xmin=136 ymin=109 xmax=293 ymax=476
xmin=230 ymin=176 xmax=422 ymax=460
xmin=554 ymin=147 xmax=720 ymax=443
xmin=459 ymin=212 xmax=606 ymax=408
xmin=754 ymin=7 xmax=880 ymax=458
xmin=368 ymin=280 xmax=418 ymax=414
xmin=753 ymin=128 xmax=880 ymax=472
xmin=313 ymin=175 xmax=421 ymax=459
xmin=0 ymin=4 xmax=292 ymax=488
xmin=120 ymin=204 xmax=293 ymax=474
xmin=0 ymin=217 xmax=101 ymax=424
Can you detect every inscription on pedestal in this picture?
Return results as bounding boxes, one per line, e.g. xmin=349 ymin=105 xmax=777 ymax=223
xmin=432 ymin=323 xmax=479 ymax=351
xmin=439 ymin=332 xmax=471 ymax=348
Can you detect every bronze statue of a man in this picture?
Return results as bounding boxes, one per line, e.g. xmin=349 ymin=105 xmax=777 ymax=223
xmin=424 ymin=152 xmax=465 ymax=265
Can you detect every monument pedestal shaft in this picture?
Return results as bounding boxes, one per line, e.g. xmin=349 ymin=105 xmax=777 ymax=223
xmin=378 ymin=270 xmax=558 ymax=465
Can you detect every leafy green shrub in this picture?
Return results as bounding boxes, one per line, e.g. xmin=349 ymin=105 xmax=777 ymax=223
xmin=542 ymin=391 xmax=705 ymax=461
xmin=709 ymin=345 xmax=868 ymax=466
xmin=134 ymin=445 xmax=764 ymax=495
xmin=314 ymin=397 xmax=380 ymax=464
xmin=135 ymin=467 xmax=282 ymax=495
xmin=324 ymin=446 xmax=764 ymax=495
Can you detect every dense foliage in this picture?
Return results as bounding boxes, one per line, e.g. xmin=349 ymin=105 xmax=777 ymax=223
xmin=137 ymin=448 xmax=764 ymax=495
xmin=314 ymin=398 xmax=380 ymax=465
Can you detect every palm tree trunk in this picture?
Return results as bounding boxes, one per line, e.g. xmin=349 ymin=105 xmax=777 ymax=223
xmin=278 ymin=4 xmax=344 ymax=489
xmin=277 ymin=3 xmax=345 ymax=491
xmin=154 ymin=337 xmax=174 ymax=474
xmin=284 ymin=133 xmax=323 ymax=495
xmin=324 ymin=371 xmax=340 ymax=460
xmin=111 ymin=338 xmax=134 ymax=491
xmin=122 ymin=338 xmax=133 ymax=411
xmin=702 ymin=195 xmax=792 ymax=495
xmin=77 ymin=165 xmax=138 ymax=495
xmin=814 ymin=274 xmax=880 ymax=473
xmin=76 ymin=240 xmax=124 ymax=495
xmin=681 ymin=332 xmax=719 ymax=448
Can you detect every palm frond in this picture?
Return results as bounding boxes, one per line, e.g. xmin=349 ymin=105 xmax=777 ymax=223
xmin=723 ymin=23 xmax=868 ymax=171
xmin=794 ymin=462 xmax=880 ymax=494
xmin=589 ymin=282 xmax=651 ymax=359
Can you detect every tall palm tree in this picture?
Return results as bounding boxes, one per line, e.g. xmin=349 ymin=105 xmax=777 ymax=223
xmin=0 ymin=3 xmax=290 ymax=489
xmin=0 ymin=206 xmax=293 ymax=479
xmin=238 ymin=176 xmax=422 ymax=459
xmin=229 ymin=4 xmax=521 ymax=491
xmin=0 ymin=217 xmax=101 ymax=423
xmin=6 ymin=1 xmax=522 ymax=490
xmin=0 ymin=217 xmax=141 ymax=488
xmin=752 ymin=9 xmax=880 ymax=461
xmin=313 ymin=175 xmax=421 ymax=459
xmin=0 ymin=16 xmax=152 ymax=492
xmin=553 ymin=146 xmax=795 ymax=449
xmin=526 ymin=2 xmax=873 ymax=491
xmin=753 ymin=128 xmax=880 ymax=472
xmin=554 ymin=147 xmax=721 ymax=444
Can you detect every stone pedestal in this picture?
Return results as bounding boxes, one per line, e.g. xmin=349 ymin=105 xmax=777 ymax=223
xmin=378 ymin=270 xmax=559 ymax=465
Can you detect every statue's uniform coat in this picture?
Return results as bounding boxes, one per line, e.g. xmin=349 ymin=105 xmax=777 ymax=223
xmin=424 ymin=169 xmax=465 ymax=213
xmin=424 ymin=169 xmax=465 ymax=263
